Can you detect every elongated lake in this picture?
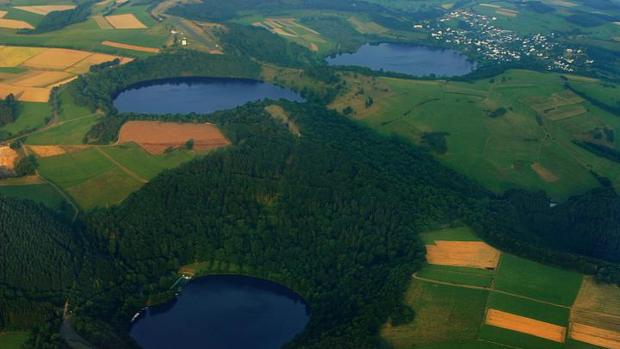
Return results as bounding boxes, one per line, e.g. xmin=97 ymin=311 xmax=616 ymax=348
xmin=113 ymin=77 xmax=303 ymax=115
xmin=130 ymin=275 xmax=309 ymax=349
xmin=327 ymin=43 xmax=476 ymax=77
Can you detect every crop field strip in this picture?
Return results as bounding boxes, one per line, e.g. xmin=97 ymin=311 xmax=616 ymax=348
xmin=104 ymin=13 xmax=147 ymax=29
xmin=383 ymin=226 xmax=620 ymax=349
xmin=0 ymin=46 xmax=130 ymax=102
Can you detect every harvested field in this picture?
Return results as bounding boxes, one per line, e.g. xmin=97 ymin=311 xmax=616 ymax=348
xmin=93 ymin=15 xmax=113 ymax=29
xmin=65 ymin=53 xmax=132 ymax=74
xmin=531 ymin=162 xmax=558 ymax=182
xmin=101 ymin=40 xmax=160 ymax=53
xmin=13 ymin=5 xmax=76 ymax=15
xmin=426 ymin=240 xmax=500 ymax=269
xmin=570 ymin=323 xmax=620 ymax=349
xmin=8 ymin=71 xmax=73 ymax=87
xmin=548 ymin=0 xmax=578 ymax=6
xmin=0 ymin=46 xmax=43 ymax=67
xmin=22 ymin=49 xmax=92 ymax=70
xmin=572 ymin=276 xmax=620 ymax=338
xmin=0 ymin=10 xmax=6 ymax=17
xmin=29 ymin=145 xmax=67 ymax=158
xmin=485 ymin=308 xmax=566 ymax=343
xmin=0 ymin=146 xmax=18 ymax=170
xmin=118 ymin=121 xmax=230 ymax=154
xmin=104 ymin=14 xmax=147 ymax=29
xmin=0 ymin=84 xmax=50 ymax=102
xmin=0 ymin=18 xmax=33 ymax=29
xmin=480 ymin=3 xmax=501 ymax=8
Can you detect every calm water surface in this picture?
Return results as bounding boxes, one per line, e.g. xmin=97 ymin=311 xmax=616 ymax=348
xmin=113 ymin=78 xmax=303 ymax=114
xmin=130 ymin=275 xmax=309 ymax=349
xmin=327 ymin=43 xmax=476 ymax=77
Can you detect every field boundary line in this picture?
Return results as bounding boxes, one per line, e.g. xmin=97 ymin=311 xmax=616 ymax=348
xmin=412 ymin=273 xmax=570 ymax=309
xmin=95 ymin=146 xmax=148 ymax=184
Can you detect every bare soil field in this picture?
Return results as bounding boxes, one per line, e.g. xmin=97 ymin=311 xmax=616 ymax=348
xmin=22 ymin=48 xmax=92 ymax=70
xmin=0 ymin=146 xmax=18 ymax=170
xmin=0 ymin=18 xmax=33 ymax=29
xmin=101 ymin=40 xmax=160 ymax=53
xmin=570 ymin=323 xmax=620 ymax=349
xmin=118 ymin=121 xmax=230 ymax=154
xmin=426 ymin=241 xmax=500 ymax=269
xmin=29 ymin=145 xmax=67 ymax=158
xmin=14 ymin=5 xmax=75 ymax=15
xmin=531 ymin=162 xmax=559 ymax=182
xmin=104 ymin=14 xmax=147 ymax=29
xmin=485 ymin=308 xmax=567 ymax=343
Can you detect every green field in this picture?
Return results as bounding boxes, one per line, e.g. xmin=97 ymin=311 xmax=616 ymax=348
xmin=0 ymin=331 xmax=28 ymax=349
xmin=0 ymin=182 xmax=66 ymax=210
xmin=332 ymin=70 xmax=620 ymax=200
xmin=100 ymin=143 xmax=194 ymax=180
xmin=417 ymin=264 xmax=495 ymax=287
xmin=381 ymin=280 xmax=489 ymax=348
xmin=0 ymin=101 xmax=50 ymax=137
xmin=494 ymin=253 xmax=583 ymax=306
xmin=25 ymin=114 xmax=100 ymax=145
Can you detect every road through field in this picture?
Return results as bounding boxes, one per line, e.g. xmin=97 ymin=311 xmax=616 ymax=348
xmin=412 ymin=274 xmax=570 ymax=309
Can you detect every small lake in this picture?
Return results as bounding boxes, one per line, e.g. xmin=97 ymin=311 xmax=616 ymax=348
xmin=326 ymin=43 xmax=476 ymax=77
xmin=113 ymin=78 xmax=304 ymax=115
xmin=130 ymin=275 xmax=309 ymax=349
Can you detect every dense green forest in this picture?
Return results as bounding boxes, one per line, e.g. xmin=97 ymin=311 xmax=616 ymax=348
xmin=0 ymin=94 xmax=18 ymax=127
xmin=29 ymin=1 xmax=95 ymax=34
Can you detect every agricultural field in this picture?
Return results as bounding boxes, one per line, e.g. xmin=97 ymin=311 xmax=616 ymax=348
xmin=383 ymin=226 xmax=619 ymax=349
xmin=252 ymin=17 xmax=330 ymax=52
xmin=0 ymin=45 xmax=131 ymax=103
xmin=331 ymin=69 xmax=620 ymax=200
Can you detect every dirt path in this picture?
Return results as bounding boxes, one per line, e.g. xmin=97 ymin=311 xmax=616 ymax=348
xmin=61 ymin=302 xmax=95 ymax=349
xmin=412 ymin=273 xmax=570 ymax=309
xmin=95 ymin=146 xmax=148 ymax=183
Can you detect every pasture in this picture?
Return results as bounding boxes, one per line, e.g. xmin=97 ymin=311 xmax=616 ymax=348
xmin=0 ymin=182 xmax=67 ymax=210
xmin=252 ymin=17 xmax=330 ymax=52
xmin=331 ymin=70 xmax=620 ymax=200
xmin=381 ymin=226 xmax=620 ymax=349
xmin=0 ymin=331 xmax=28 ymax=349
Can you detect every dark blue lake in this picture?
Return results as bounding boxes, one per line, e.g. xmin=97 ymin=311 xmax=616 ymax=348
xmin=327 ymin=43 xmax=476 ymax=77
xmin=130 ymin=275 xmax=309 ymax=349
xmin=113 ymin=78 xmax=303 ymax=115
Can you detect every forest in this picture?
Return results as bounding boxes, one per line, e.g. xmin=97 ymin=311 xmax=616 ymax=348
xmin=29 ymin=1 xmax=95 ymax=34
xmin=0 ymin=94 xmax=18 ymax=127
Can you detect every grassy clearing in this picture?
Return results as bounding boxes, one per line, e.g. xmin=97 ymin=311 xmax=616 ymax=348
xmin=25 ymin=114 xmax=100 ymax=144
xmin=479 ymin=324 xmax=565 ymax=349
xmin=332 ymin=69 xmax=620 ymax=200
xmin=0 ymin=331 xmax=29 ymax=349
xmin=494 ymin=254 xmax=582 ymax=306
xmin=486 ymin=292 xmax=570 ymax=326
xmin=417 ymin=264 xmax=495 ymax=287
xmin=420 ymin=226 xmax=481 ymax=244
xmin=381 ymin=279 xmax=489 ymax=348
xmin=0 ymin=101 xmax=49 ymax=135
xmin=0 ymin=182 xmax=66 ymax=210
xmin=100 ymin=143 xmax=194 ymax=180
xmin=65 ymin=167 xmax=143 ymax=209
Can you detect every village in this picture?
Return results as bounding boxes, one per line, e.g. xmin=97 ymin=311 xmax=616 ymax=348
xmin=418 ymin=9 xmax=594 ymax=73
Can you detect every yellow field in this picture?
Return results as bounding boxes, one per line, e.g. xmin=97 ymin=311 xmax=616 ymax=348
xmin=0 ymin=46 xmax=130 ymax=102
xmin=426 ymin=240 xmax=500 ymax=269
xmin=8 ymin=71 xmax=73 ymax=87
xmin=570 ymin=323 xmax=620 ymax=349
xmin=485 ymin=308 xmax=567 ymax=343
xmin=0 ymin=46 xmax=44 ymax=67
xmin=13 ymin=5 xmax=75 ymax=15
xmin=0 ymin=146 xmax=18 ymax=170
xmin=22 ymin=48 xmax=92 ymax=70
xmin=101 ymin=40 xmax=160 ymax=53
xmin=497 ymin=9 xmax=518 ymax=17
xmin=0 ymin=18 xmax=33 ymax=29
xmin=0 ymin=10 xmax=6 ymax=17
xmin=104 ymin=14 xmax=147 ymax=29
xmin=480 ymin=3 xmax=501 ymax=8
